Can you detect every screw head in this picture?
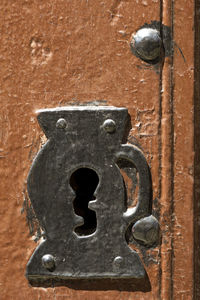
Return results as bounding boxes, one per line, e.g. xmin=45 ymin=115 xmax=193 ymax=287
xmin=131 ymin=28 xmax=162 ymax=61
xmin=102 ymin=119 xmax=116 ymax=133
xmin=42 ymin=254 xmax=55 ymax=270
xmin=56 ymin=118 xmax=67 ymax=129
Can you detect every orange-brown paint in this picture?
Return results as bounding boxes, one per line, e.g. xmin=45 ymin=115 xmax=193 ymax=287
xmin=0 ymin=0 xmax=196 ymax=299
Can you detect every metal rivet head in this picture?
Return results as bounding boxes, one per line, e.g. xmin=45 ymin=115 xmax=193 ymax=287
xmin=113 ymin=256 xmax=123 ymax=266
xmin=56 ymin=118 xmax=67 ymax=129
xmin=113 ymin=256 xmax=124 ymax=272
xmin=131 ymin=28 xmax=162 ymax=61
xmin=132 ymin=215 xmax=160 ymax=246
xmin=42 ymin=254 xmax=55 ymax=270
xmin=102 ymin=119 xmax=116 ymax=133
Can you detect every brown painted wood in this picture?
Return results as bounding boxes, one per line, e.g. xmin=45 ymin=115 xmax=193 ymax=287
xmin=194 ymin=0 xmax=200 ymax=298
xmin=0 ymin=0 xmax=197 ymax=299
xmin=172 ymin=1 xmax=195 ymax=298
xmin=160 ymin=0 xmax=195 ymax=299
xmin=160 ymin=0 xmax=174 ymax=298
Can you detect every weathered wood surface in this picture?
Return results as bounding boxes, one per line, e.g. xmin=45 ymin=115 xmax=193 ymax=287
xmin=0 ymin=0 xmax=196 ymax=299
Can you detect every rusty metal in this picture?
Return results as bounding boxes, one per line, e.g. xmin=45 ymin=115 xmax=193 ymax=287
xmin=26 ymin=106 xmax=157 ymax=285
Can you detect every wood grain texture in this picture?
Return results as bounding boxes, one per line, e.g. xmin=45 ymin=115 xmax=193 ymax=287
xmin=194 ymin=0 xmax=200 ymax=298
xmin=0 ymin=1 xmax=161 ymax=299
xmin=172 ymin=0 xmax=194 ymax=298
xmin=0 ymin=0 xmax=196 ymax=299
xmin=159 ymin=0 xmax=174 ymax=299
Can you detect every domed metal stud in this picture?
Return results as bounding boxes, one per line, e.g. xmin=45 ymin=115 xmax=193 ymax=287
xmin=131 ymin=28 xmax=162 ymax=62
xmin=56 ymin=118 xmax=67 ymax=129
xmin=102 ymin=119 xmax=116 ymax=133
xmin=41 ymin=254 xmax=55 ymax=271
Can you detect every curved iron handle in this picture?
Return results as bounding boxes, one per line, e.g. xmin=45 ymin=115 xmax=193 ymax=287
xmin=116 ymin=144 xmax=152 ymax=224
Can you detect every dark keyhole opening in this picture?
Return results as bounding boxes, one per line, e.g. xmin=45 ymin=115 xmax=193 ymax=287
xmin=70 ymin=168 xmax=99 ymax=236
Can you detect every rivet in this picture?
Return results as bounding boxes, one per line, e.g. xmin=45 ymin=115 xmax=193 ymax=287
xmin=42 ymin=254 xmax=55 ymax=270
xmin=131 ymin=28 xmax=162 ymax=62
xmin=113 ymin=256 xmax=123 ymax=266
xmin=132 ymin=215 xmax=160 ymax=246
xmin=102 ymin=119 xmax=116 ymax=133
xmin=56 ymin=118 xmax=67 ymax=129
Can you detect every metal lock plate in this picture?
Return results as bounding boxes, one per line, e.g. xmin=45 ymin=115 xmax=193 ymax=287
xmin=26 ymin=106 xmax=157 ymax=286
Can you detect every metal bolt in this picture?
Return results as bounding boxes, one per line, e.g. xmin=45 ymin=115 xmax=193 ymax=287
xmin=102 ymin=119 xmax=116 ymax=133
xmin=56 ymin=118 xmax=67 ymax=129
xmin=131 ymin=28 xmax=162 ymax=61
xmin=42 ymin=254 xmax=55 ymax=270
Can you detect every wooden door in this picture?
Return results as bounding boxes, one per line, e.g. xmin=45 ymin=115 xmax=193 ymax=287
xmin=0 ymin=0 xmax=199 ymax=299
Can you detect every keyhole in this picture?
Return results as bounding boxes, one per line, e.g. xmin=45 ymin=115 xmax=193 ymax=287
xmin=70 ymin=168 xmax=99 ymax=236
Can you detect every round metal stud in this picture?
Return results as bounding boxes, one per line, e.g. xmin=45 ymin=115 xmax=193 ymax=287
xmin=132 ymin=215 xmax=160 ymax=246
xmin=131 ymin=28 xmax=162 ymax=62
xmin=113 ymin=256 xmax=123 ymax=266
xmin=102 ymin=119 xmax=116 ymax=133
xmin=42 ymin=254 xmax=55 ymax=270
xmin=56 ymin=118 xmax=67 ymax=129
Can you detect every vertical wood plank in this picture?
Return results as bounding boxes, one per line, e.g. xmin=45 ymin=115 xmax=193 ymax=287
xmin=160 ymin=0 xmax=174 ymax=299
xmin=1 ymin=0 xmax=196 ymax=299
xmin=172 ymin=0 xmax=194 ymax=298
xmin=0 ymin=0 xmax=161 ymax=299
xmin=194 ymin=0 xmax=200 ymax=298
